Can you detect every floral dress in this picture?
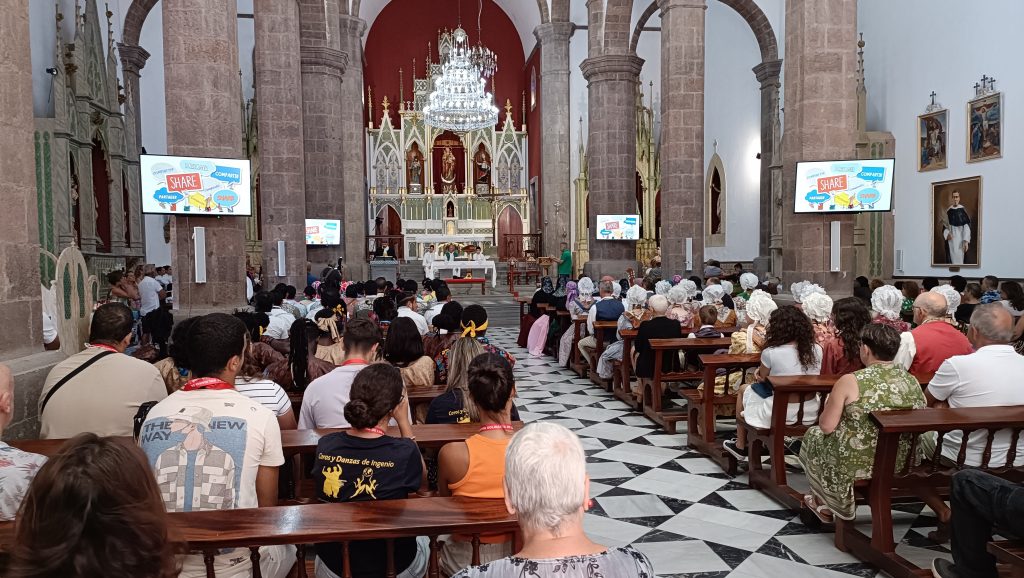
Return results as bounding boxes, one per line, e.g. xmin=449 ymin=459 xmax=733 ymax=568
xmin=798 ymin=363 xmax=926 ymax=520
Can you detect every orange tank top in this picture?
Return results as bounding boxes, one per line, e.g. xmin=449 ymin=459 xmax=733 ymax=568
xmin=448 ymin=434 xmax=510 ymax=543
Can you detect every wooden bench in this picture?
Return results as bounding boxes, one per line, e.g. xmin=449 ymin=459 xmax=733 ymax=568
xmin=589 ymin=321 xmax=619 ymax=391
xmin=0 ymin=496 xmax=519 ymax=578
xmin=445 ymin=277 xmax=485 ymax=295
xmin=745 ymin=372 xmax=935 ymax=512
xmin=614 ymin=329 xmax=640 ymax=409
xmin=644 ymin=338 xmax=734 ymax=434
xmin=515 ymin=296 xmax=531 ymax=321
xmin=988 ymin=540 xmax=1024 ymax=578
xmin=570 ymin=317 xmax=588 ymax=377
xmin=835 ymin=407 xmax=1024 ymax=578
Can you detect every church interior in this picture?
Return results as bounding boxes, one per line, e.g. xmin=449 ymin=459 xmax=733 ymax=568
xmin=1 ymin=0 xmax=1023 ymax=577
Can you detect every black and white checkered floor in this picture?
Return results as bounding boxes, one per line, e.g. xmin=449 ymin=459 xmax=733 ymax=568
xmin=487 ymin=326 xmax=953 ymax=578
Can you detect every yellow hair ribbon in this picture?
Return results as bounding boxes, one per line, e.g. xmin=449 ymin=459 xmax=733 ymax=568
xmin=460 ymin=319 xmax=489 ymax=337
xmin=333 ymin=304 xmax=346 ymax=316
xmin=258 ymin=326 xmax=264 ymax=337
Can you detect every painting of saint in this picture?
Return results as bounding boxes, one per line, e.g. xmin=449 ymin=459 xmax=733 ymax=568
xmin=931 ymin=177 xmax=981 ymax=267
xmin=918 ymin=109 xmax=947 ymax=171
xmin=968 ymin=93 xmax=1001 ymax=162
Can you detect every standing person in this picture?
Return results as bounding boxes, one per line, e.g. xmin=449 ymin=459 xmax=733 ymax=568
xmin=941 ymin=190 xmax=972 ymax=265
xmin=980 ymin=275 xmax=1001 ymax=304
xmin=138 ymin=313 xmax=294 ymax=578
xmin=299 ymin=318 xmax=383 ymax=429
xmin=0 ymin=364 xmax=47 ymax=521
xmin=6 ymin=434 xmax=181 ymax=578
xmin=39 ymin=303 xmax=167 ymax=438
xmin=437 ymin=354 xmax=517 ymax=574
xmin=138 ymin=264 xmax=166 ymax=342
xmin=451 ymin=423 xmax=655 ymax=578
xmin=422 ymin=244 xmax=437 ymax=279
xmin=552 ymin=242 xmax=573 ymax=285
xmin=311 ymin=364 xmax=428 ymax=578
xmin=306 ymin=261 xmax=318 ymax=287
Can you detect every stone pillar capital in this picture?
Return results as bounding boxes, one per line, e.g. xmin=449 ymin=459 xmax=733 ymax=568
xmin=534 ymin=21 xmax=574 ymax=45
xmin=753 ymin=58 xmax=783 ymax=87
xmin=117 ymin=43 xmax=151 ymax=76
xmin=300 ymin=46 xmax=349 ymax=75
xmin=580 ymin=53 xmax=644 ymax=83
xmin=338 ymin=14 xmax=366 ymax=38
xmin=657 ymin=0 xmax=707 ymax=13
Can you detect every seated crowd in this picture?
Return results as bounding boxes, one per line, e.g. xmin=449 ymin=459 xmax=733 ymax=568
xmin=2 ymin=265 xmax=1024 ymax=578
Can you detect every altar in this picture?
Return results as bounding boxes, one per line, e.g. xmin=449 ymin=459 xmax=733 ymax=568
xmin=426 ymin=259 xmax=498 ymax=288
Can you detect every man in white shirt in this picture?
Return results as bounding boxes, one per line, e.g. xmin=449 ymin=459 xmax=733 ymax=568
xmin=925 ymin=304 xmax=1024 ymax=466
xmin=259 ymin=291 xmax=296 ymax=340
xmin=139 ymin=313 xmax=293 ymax=578
xmin=299 ymin=319 xmax=380 ymax=429
xmin=396 ymin=293 xmax=429 ymax=336
xmin=138 ymin=264 xmax=166 ymax=317
xmin=423 ymin=283 xmax=452 ymax=328
xmin=577 ymin=279 xmax=615 ymax=362
xmin=157 ymin=265 xmax=173 ymax=287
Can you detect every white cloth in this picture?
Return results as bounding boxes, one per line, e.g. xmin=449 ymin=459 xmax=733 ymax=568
xmin=423 ymin=300 xmax=446 ymax=327
xmin=742 ymin=343 xmax=823 ymax=430
xmin=42 ymin=312 xmax=58 ymax=345
xmin=926 ymin=345 xmax=1024 ymax=466
xmin=397 ymin=306 xmax=429 ymax=335
xmin=264 ymin=307 xmax=295 ymax=340
xmin=1001 ymin=301 xmax=1024 ymax=318
xmin=139 ymin=389 xmax=285 ymax=577
xmin=138 ymin=275 xmax=163 ymax=315
xmin=422 ymin=251 xmax=436 ymax=279
xmin=942 ymin=205 xmax=972 ymax=265
xmin=246 ymin=276 xmax=254 ymax=302
xmin=586 ymin=296 xmax=607 ymax=335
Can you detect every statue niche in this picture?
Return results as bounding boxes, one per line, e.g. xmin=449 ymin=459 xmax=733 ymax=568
xmin=432 ymin=131 xmax=465 ymax=194
xmin=474 ymin=144 xmax=491 ymax=195
xmin=407 ymin=143 xmax=424 ymax=194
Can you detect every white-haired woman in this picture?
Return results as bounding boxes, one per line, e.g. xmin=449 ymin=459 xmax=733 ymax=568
xmin=596 ymin=285 xmax=651 ymax=380
xmin=452 ymin=423 xmax=655 ymax=578
xmin=701 ymin=284 xmax=737 ymax=328
xmin=557 ymin=278 xmax=595 ymax=366
xmin=667 ymin=280 xmax=697 ymax=329
xmin=871 ymin=285 xmax=910 ymax=332
xmin=707 ymin=290 xmax=778 ymax=400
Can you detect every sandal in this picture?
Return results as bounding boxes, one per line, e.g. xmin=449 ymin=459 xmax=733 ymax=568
xmin=803 ymin=494 xmax=835 ymax=524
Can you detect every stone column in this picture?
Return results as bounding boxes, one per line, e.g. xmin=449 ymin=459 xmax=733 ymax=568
xmin=298 ymin=0 xmax=347 ymax=270
xmin=781 ymin=0 xmax=859 ymax=290
xmin=339 ymin=15 xmax=368 ymax=281
xmin=580 ymin=54 xmax=644 ymax=280
xmin=255 ymin=0 xmax=308 ymax=289
xmin=117 ymin=43 xmax=150 ymax=153
xmin=534 ymin=21 xmax=574 ymax=257
xmin=164 ymin=0 xmax=246 ymax=310
xmin=0 ymin=3 xmax=42 ymax=358
xmin=753 ymin=59 xmax=782 ymax=275
xmin=658 ymin=0 xmax=706 ymax=277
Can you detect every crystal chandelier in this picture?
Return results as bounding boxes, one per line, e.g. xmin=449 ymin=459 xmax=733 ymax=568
xmin=423 ymin=2 xmax=498 ymax=133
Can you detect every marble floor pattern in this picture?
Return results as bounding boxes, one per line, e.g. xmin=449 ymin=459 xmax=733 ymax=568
xmin=486 ymin=326 xmax=952 ymax=578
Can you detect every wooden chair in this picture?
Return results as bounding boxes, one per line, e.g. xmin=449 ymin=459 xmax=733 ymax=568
xmin=521 ymin=250 xmax=541 ymax=285
xmin=645 ymin=338 xmax=734 ymax=434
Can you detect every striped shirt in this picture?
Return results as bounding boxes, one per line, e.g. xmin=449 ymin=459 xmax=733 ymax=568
xmin=233 ymin=378 xmax=292 ymax=417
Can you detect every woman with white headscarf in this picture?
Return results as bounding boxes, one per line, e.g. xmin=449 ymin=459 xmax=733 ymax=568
xmin=791 ymin=281 xmax=810 ymax=304
xmin=667 ymin=281 xmax=697 ymax=328
xmin=931 ymin=285 xmax=965 ymax=332
xmin=701 ymin=284 xmax=737 ymax=328
xmin=655 ymin=280 xmax=672 ymax=297
xmin=558 ymin=278 xmax=596 ymax=366
xmin=802 ymin=291 xmax=835 ymax=343
xmin=596 ymin=285 xmax=651 ymax=380
xmin=870 ymin=285 xmax=911 ymax=332
xmin=738 ymin=272 xmax=760 ymax=301
xmin=707 ymin=289 xmax=778 ymax=402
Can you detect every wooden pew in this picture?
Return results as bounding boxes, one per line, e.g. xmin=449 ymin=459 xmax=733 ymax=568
xmin=644 ymin=338 xmax=734 ymax=433
xmin=614 ymin=329 xmax=639 ymax=408
xmin=988 ymin=541 xmax=1024 ymax=578
xmin=570 ymin=317 xmax=589 ymax=377
xmin=515 ymin=296 xmax=531 ymax=321
xmin=835 ymin=406 xmax=1024 ymax=578
xmin=745 ymin=372 xmax=934 ymax=512
xmin=589 ymin=321 xmax=619 ymax=391
xmin=0 ymin=497 xmax=519 ymax=578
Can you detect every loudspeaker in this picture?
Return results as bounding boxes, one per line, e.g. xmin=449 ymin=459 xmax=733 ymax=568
xmin=830 ymin=221 xmax=841 ymax=272
xmin=685 ymin=238 xmax=693 ymax=272
xmin=895 ymin=249 xmax=904 ymax=272
xmin=277 ymin=240 xmax=287 ymax=277
xmin=193 ymin=227 xmax=207 ymax=283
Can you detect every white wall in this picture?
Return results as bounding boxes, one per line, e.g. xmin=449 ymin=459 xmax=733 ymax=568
xmin=860 ymin=0 xmax=1023 ymax=279
xmin=567 ymin=0 xmax=784 ymax=263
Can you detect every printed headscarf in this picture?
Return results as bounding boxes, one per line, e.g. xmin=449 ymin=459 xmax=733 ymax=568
xmin=565 ymin=281 xmax=579 ymax=304
xmin=626 ymin=285 xmax=649 ymax=309
xmin=619 ymin=279 xmax=630 ymax=299
xmin=931 ymin=285 xmax=961 ymax=316
xmin=577 ymin=277 xmax=595 ymax=297
xmin=540 ymin=277 xmax=554 ymax=294
xmin=655 ymin=280 xmax=672 ymax=296
xmin=745 ymin=290 xmax=778 ymax=325
xmin=871 ymin=285 xmax=904 ymax=320
xmin=553 ymin=276 xmax=568 ymax=298
xmin=802 ymin=292 xmax=834 ymax=324
xmin=702 ymin=284 xmax=726 ymax=305
xmin=790 ymin=280 xmax=810 ymax=303
xmin=671 ymin=275 xmax=683 ymax=285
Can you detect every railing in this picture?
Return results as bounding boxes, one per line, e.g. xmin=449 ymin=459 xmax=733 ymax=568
xmin=500 ymin=233 xmax=542 ymax=262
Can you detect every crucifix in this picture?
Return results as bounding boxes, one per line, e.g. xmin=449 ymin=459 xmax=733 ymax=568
xmin=929 ymin=92 xmax=937 ymax=106
xmin=988 ymin=77 xmax=997 ymax=92
xmin=974 ymin=82 xmax=981 ymax=96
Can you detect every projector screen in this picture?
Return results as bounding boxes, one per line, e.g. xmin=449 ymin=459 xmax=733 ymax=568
xmin=596 ymin=215 xmax=641 ymax=240
xmin=140 ymin=154 xmax=252 ymax=216
xmin=794 ymin=159 xmax=895 ymax=213
xmin=306 ymin=219 xmax=341 ymax=245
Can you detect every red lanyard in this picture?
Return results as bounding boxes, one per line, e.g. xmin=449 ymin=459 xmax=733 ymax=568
xmin=341 ymin=359 xmax=369 ymax=367
xmin=357 ymin=427 xmax=387 ymax=436
xmin=89 ymin=344 xmax=120 ymax=354
xmin=182 ymin=377 xmax=234 ymax=392
xmin=479 ymin=424 xmax=515 ymax=433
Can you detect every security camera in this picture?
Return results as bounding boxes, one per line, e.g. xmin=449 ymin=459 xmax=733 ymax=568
xmin=45 ymin=67 xmax=59 ymax=76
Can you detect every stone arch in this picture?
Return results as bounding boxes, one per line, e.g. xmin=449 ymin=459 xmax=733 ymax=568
xmin=602 ymin=0 xmax=635 ymax=54
xmin=123 ymin=0 xmax=158 ymax=48
xmin=549 ymin=0 xmax=570 ymax=22
xmin=536 ymin=0 xmax=550 ymax=23
xmin=630 ymin=0 xmax=778 ymax=62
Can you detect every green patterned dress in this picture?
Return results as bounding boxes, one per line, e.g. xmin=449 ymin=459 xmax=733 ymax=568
xmin=798 ymin=363 xmax=926 ymax=520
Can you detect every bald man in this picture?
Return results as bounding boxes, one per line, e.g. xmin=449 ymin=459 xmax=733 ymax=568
xmin=895 ymin=291 xmax=974 ymax=375
xmin=0 ymin=364 xmax=47 ymax=520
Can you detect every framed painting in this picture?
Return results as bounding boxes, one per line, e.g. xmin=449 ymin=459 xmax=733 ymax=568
xmin=967 ymin=93 xmax=1002 ymax=162
xmin=918 ymin=109 xmax=948 ymax=171
xmin=931 ymin=176 xmax=981 ymax=268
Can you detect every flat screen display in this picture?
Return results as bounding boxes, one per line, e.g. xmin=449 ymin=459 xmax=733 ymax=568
xmin=140 ymin=154 xmax=252 ymax=216
xmin=794 ymin=158 xmax=895 ymax=213
xmin=596 ymin=215 xmax=641 ymax=240
xmin=306 ymin=219 xmax=341 ymax=245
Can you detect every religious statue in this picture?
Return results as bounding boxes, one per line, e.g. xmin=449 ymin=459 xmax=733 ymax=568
xmin=441 ymin=146 xmax=456 ymax=184
xmin=476 ymin=158 xmax=491 ymax=184
xmin=409 ymin=155 xmax=423 ymax=193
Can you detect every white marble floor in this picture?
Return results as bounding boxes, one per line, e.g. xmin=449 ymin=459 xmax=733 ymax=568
xmin=487 ymin=326 xmax=951 ymax=578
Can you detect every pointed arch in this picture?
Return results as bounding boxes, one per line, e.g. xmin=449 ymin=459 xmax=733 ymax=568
xmin=630 ymin=0 xmax=778 ymax=62
xmin=706 ymin=153 xmax=726 ymax=247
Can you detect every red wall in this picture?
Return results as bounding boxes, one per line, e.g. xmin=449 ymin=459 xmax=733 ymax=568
xmin=523 ymin=45 xmax=542 ymax=231
xmin=364 ymin=0 xmax=526 ymax=129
